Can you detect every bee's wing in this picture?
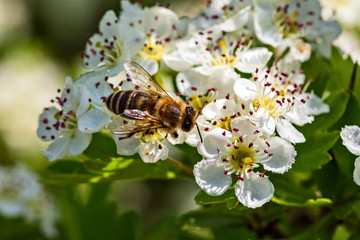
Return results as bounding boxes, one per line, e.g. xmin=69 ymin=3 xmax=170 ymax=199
xmin=106 ymin=113 xmax=164 ymax=139
xmin=124 ymin=61 xmax=172 ymax=99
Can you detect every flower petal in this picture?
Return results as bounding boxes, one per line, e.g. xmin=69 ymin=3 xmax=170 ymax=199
xmin=304 ymin=94 xmax=330 ymax=115
xmin=251 ymin=108 xmax=276 ymax=136
xmin=131 ymin=56 xmax=158 ymax=76
xmin=231 ymin=117 xmax=258 ymax=139
xmin=37 ymin=107 xmax=60 ymax=141
xmin=233 ymin=78 xmax=257 ymax=102
xmin=68 ymin=130 xmax=92 ymax=156
xmin=353 ymin=157 xmax=360 ymax=186
xmin=234 ymin=48 xmax=272 ymax=73
xmin=276 ymin=118 xmax=305 ymax=143
xmin=235 ymin=172 xmax=274 ymax=208
xmin=197 ymin=128 xmax=233 ymax=159
xmin=78 ymin=108 xmax=110 ymax=133
xmin=193 ymin=159 xmax=232 ymax=196
xmin=76 ymin=90 xmax=91 ymax=117
xmin=341 ymin=125 xmax=360 ymax=156
xmin=42 ymin=134 xmax=71 ymax=161
xmin=138 ymin=141 xmax=169 ymax=163
xmin=253 ymin=1 xmax=283 ymax=47
xmin=76 ymin=70 xmax=113 ymax=107
xmin=176 ymin=67 xmax=213 ymax=96
xmin=202 ymin=99 xmax=236 ymax=120
xmin=113 ymin=135 xmax=140 ymax=156
xmin=259 ymin=137 xmax=296 ymax=174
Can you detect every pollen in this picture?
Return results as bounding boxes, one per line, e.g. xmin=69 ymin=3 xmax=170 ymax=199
xmin=138 ymin=33 xmax=165 ymax=60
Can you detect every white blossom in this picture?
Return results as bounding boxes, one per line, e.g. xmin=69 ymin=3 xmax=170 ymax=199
xmin=165 ymin=31 xmax=271 ymax=99
xmin=195 ymin=117 xmax=296 ymax=208
xmin=82 ymin=10 xmax=143 ymax=76
xmin=253 ymin=0 xmax=341 ymax=60
xmin=112 ymin=128 xmax=172 ymax=163
xmin=190 ymin=0 xmax=252 ymax=32
xmin=233 ymin=59 xmax=328 ymax=143
xmin=37 ymin=75 xmax=111 ymax=161
xmin=120 ymin=1 xmax=185 ymax=75
xmin=340 ymin=125 xmax=360 ymax=186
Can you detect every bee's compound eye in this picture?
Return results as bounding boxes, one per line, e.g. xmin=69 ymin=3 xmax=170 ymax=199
xmin=186 ymin=106 xmax=194 ymax=115
xmin=182 ymin=118 xmax=193 ymax=132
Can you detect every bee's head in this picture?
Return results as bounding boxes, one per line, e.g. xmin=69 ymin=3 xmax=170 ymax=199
xmin=181 ymin=106 xmax=197 ymax=132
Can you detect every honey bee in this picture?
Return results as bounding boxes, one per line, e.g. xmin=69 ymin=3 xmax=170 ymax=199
xmin=106 ymin=61 xmax=202 ymax=141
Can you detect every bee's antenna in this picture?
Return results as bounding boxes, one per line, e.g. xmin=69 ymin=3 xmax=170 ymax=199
xmin=196 ymin=122 xmax=203 ymax=143
xmin=195 ymin=101 xmax=207 ymax=144
xmin=196 ymin=101 xmax=208 ymax=119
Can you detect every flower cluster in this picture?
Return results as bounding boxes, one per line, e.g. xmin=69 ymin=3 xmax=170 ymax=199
xmin=37 ymin=0 xmax=341 ymax=208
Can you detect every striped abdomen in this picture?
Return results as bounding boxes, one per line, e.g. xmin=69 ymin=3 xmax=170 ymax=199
xmin=106 ymin=90 xmax=156 ymax=115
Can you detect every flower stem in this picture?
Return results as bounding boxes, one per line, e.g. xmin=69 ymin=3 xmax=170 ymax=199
xmin=349 ymin=62 xmax=358 ymax=91
xmin=166 ymin=157 xmax=194 ymax=176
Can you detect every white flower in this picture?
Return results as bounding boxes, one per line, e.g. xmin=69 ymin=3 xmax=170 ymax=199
xmin=194 ymin=117 xmax=296 ymax=208
xmin=165 ymin=31 xmax=271 ymax=98
xmin=82 ymin=10 xmax=143 ymax=76
xmin=253 ymin=0 xmax=341 ymax=60
xmin=340 ymin=125 xmax=360 ymax=186
xmin=120 ymin=1 xmax=183 ymax=75
xmin=190 ymin=0 xmax=251 ymax=32
xmin=37 ymin=76 xmax=110 ymax=161
xmin=234 ymin=59 xmax=328 ymax=143
xmin=112 ymin=128 xmax=171 ymax=163
xmin=0 ymin=165 xmax=58 ymax=238
xmin=341 ymin=125 xmax=360 ymax=156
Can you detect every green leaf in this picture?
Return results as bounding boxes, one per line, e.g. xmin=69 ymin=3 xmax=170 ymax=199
xmin=289 ymin=214 xmax=334 ymax=240
xmin=332 ymin=225 xmax=351 ymax=240
xmin=270 ymin=176 xmax=332 ymax=207
xmin=333 ymin=200 xmax=360 ymax=220
xmin=332 ymin=93 xmax=360 ymax=130
xmin=83 ymin=131 xmax=118 ymax=161
xmin=180 ymin=204 xmax=251 ymax=229
xmin=213 ymin=228 xmax=258 ymax=240
xmin=293 ymin=131 xmax=339 ymax=171
xmin=194 ymin=186 xmax=239 ymax=210
xmin=313 ymin=161 xmax=343 ymax=200
xmin=144 ymin=215 xmax=201 ymax=240
xmin=271 ymin=196 xmax=332 ymax=207
xmin=332 ymin=140 xmax=356 ymax=178
xmin=302 ymin=47 xmax=357 ymax=94
xmin=42 ymin=155 xmax=190 ymax=184
xmin=226 ymin=197 xmax=239 ymax=210
xmin=41 ymin=159 xmax=100 ymax=185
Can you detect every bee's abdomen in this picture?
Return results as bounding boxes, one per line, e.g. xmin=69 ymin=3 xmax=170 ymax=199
xmin=106 ymin=90 xmax=152 ymax=115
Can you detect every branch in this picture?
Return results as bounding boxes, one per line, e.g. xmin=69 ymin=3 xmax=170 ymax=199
xmin=166 ymin=157 xmax=194 ymax=176
xmin=348 ymin=61 xmax=358 ymax=92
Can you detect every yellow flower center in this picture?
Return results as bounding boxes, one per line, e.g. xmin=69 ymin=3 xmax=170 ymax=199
xmin=95 ymin=40 xmax=123 ymax=67
xmin=217 ymin=117 xmax=232 ymax=130
xmin=274 ymin=11 xmax=301 ymax=37
xmin=138 ymin=34 xmax=164 ymax=61
xmin=188 ymin=94 xmax=211 ymax=112
xmin=211 ymin=40 xmax=237 ymax=66
xmin=141 ymin=129 xmax=164 ymax=143
xmin=224 ymin=143 xmax=256 ymax=175
xmin=254 ymin=89 xmax=286 ymax=118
